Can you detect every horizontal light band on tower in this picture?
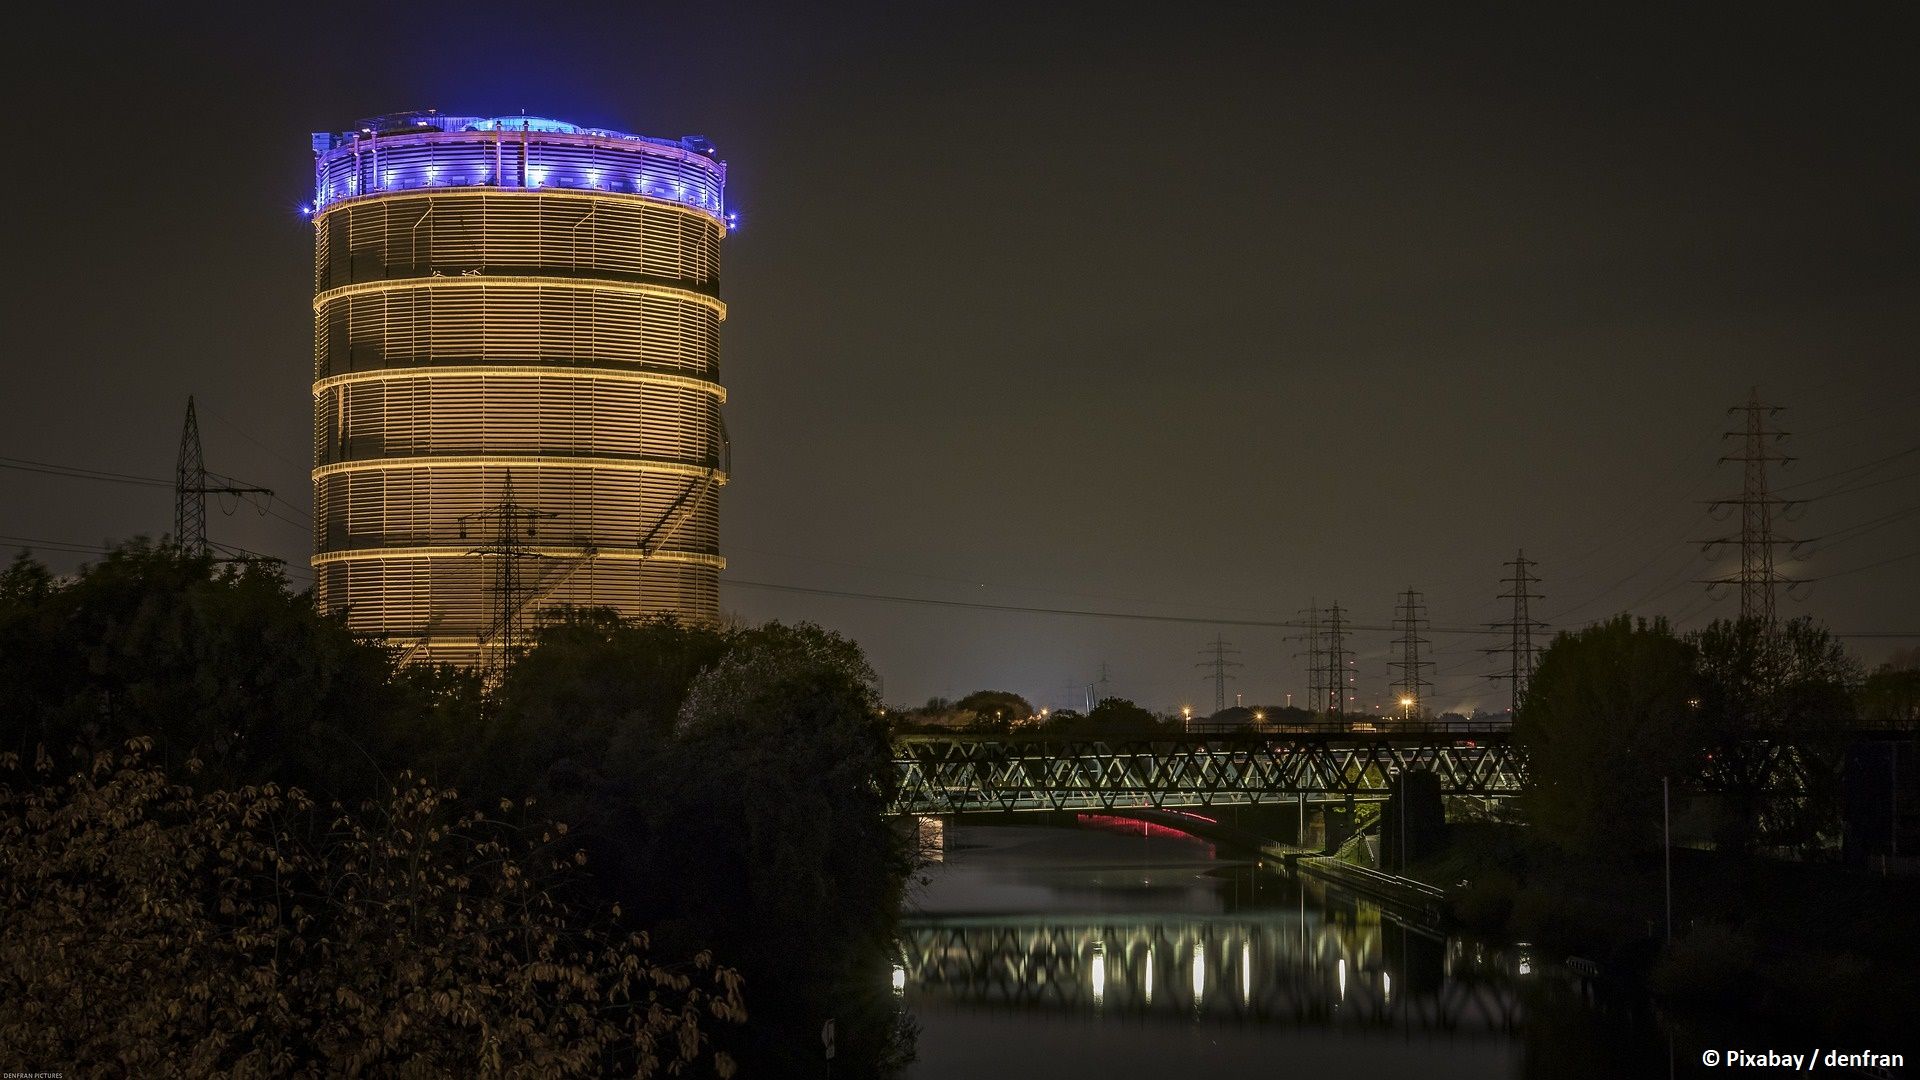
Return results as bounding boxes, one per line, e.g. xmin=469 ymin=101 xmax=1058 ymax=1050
xmin=313 ymin=547 xmax=726 ymax=568
xmin=313 ymin=185 xmax=726 ymax=233
xmin=314 ymin=455 xmax=728 ymax=483
xmin=313 ymin=276 xmax=727 ymax=318
xmin=316 ymin=364 xmax=723 ymax=400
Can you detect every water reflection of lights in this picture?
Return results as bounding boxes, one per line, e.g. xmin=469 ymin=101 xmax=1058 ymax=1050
xmin=1092 ymin=942 xmax=1106 ymax=1005
xmin=897 ymin=918 xmax=1525 ymax=1035
xmin=892 ymin=963 xmax=906 ymax=995
xmin=1240 ymin=941 xmax=1251 ymax=1006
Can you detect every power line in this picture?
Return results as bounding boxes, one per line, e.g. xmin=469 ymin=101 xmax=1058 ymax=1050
xmin=0 ymin=455 xmax=171 ymax=488
xmin=1805 ymin=548 xmax=1920 ymax=583
xmin=722 ymin=578 xmax=1509 ymax=636
xmin=1775 ymin=443 xmax=1920 ymax=493
xmin=0 ymin=534 xmax=112 ymax=556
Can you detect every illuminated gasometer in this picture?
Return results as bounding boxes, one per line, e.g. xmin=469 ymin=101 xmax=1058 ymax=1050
xmin=309 ymin=112 xmax=731 ymax=667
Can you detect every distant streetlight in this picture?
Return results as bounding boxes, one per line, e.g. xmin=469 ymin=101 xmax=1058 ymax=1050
xmin=1182 ymin=705 xmax=1193 ymax=732
xmin=1399 ymin=696 xmax=1414 ymax=721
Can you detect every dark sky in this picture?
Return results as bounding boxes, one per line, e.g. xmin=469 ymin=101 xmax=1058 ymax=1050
xmin=4 ymin=2 xmax=1916 ymax=712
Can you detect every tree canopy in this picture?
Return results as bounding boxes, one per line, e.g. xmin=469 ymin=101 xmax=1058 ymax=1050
xmin=1516 ymin=616 xmax=1699 ymax=857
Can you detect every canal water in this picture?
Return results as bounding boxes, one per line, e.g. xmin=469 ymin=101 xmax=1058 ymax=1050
xmin=897 ymin=821 xmax=1681 ymax=1080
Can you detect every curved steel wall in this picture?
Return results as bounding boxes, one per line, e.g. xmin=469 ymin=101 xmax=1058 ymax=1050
xmin=310 ymin=118 xmax=728 ymax=667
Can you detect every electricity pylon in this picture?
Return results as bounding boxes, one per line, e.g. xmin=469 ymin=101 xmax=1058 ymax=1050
xmin=459 ymin=470 xmax=558 ymax=672
xmin=173 ymin=396 xmax=271 ymax=558
xmin=1389 ymin=587 xmax=1433 ymax=721
xmin=1286 ymin=599 xmax=1323 ymax=717
xmin=1197 ymin=634 xmax=1242 ymax=714
xmin=1699 ymin=387 xmax=1801 ymax=625
xmin=1485 ymin=550 xmax=1546 ymax=718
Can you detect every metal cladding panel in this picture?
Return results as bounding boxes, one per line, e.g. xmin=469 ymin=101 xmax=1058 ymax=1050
xmin=313 ymin=190 xmax=721 ymax=293
xmin=317 ymin=555 xmax=720 ymax=667
xmin=313 ymin=283 xmax=720 ymax=380
xmin=310 ymin=115 xmax=728 ymax=666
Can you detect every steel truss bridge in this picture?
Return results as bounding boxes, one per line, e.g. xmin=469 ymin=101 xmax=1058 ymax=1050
xmin=892 ymin=729 xmax=1525 ymax=816
xmin=891 ymin=728 xmax=1870 ymax=817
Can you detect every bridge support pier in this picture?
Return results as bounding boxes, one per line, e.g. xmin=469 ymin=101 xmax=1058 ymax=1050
xmin=1321 ymin=794 xmax=1357 ymax=855
xmin=908 ymin=814 xmax=951 ymax=862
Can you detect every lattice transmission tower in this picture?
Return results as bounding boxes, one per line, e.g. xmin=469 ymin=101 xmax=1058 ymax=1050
xmin=1197 ymin=634 xmax=1242 ymax=714
xmin=1286 ymin=599 xmax=1324 ymax=717
xmin=1699 ymin=387 xmax=1801 ymax=625
xmin=1389 ymin=587 xmax=1433 ymax=721
xmin=1322 ymin=603 xmax=1355 ymax=716
xmin=1485 ymin=550 xmax=1546 ymax=718
xmin=459 ymin=471 xmax=559 ymax=672
xmin=173 ymin=396 xmax=272 ymax=559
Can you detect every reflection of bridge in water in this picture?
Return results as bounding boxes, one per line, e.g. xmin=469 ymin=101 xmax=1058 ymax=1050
xmin=899 ymin=905 xmax=1526 ymax=1037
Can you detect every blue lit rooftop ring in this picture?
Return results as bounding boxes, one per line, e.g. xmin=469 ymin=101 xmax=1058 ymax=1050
xmin=311 ymin=111 xmax=727 ymax=224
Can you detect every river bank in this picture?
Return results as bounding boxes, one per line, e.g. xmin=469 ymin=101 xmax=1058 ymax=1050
xmin=1400 ymin=821 xmax=1920 ymax=1046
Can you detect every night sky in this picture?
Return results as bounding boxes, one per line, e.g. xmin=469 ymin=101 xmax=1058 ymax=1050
xmin=4 ymin=3 xmax=1916 ymax=712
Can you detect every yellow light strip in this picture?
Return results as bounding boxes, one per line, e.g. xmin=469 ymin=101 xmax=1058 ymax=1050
xmin=313 ymin=275 xmax=727 ymax=319
xmin=313 ymin=186 xmax=727 ymax=237
xmin=313 ymin=364 xmax=725 ymax=402
xmin=313 ymin=547 xmax=726 ymax=570
xmin=313 ymin=455 xmax=729 ymax=484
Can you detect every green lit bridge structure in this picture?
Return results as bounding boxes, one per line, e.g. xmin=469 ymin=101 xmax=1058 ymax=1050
xmin=889 ymin=726 xmax=1867 ymax=817
xmin=891 ymin=727 xmax=1524 ymax=816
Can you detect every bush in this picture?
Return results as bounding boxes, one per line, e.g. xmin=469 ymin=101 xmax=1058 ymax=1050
xmin=0 ymin=741 xmax=742 ymax=1078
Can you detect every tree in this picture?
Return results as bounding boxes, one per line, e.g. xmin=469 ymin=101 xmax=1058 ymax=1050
xmin=1691 ymin=617 xmax=1858 ymax=740
xmin=1515 ymin=616 xmax=1699 ymax=857
xmin=1690 ymin=617 xmax=1859 ymax=853
xmin=954 ymin=690 xmax=1032 ymax=733
xmin=1859 ymin=648 xmax=1920 ymax=727
xmin=1031 ymin=698 xmax=1169 ymax=736
xmin=656 ymin=623 xmax=912 ymax=1074
xmin=0 ymin=543 xmax=418 ymax=801
xmin=0 ymin=741 xmax=742 ymax=1077
xmin=472 ymin=609 xmax=729 ymax=797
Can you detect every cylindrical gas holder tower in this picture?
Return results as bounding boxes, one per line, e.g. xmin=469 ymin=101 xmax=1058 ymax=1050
xmin=309 ymin=112 xmax=731 ymax=666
